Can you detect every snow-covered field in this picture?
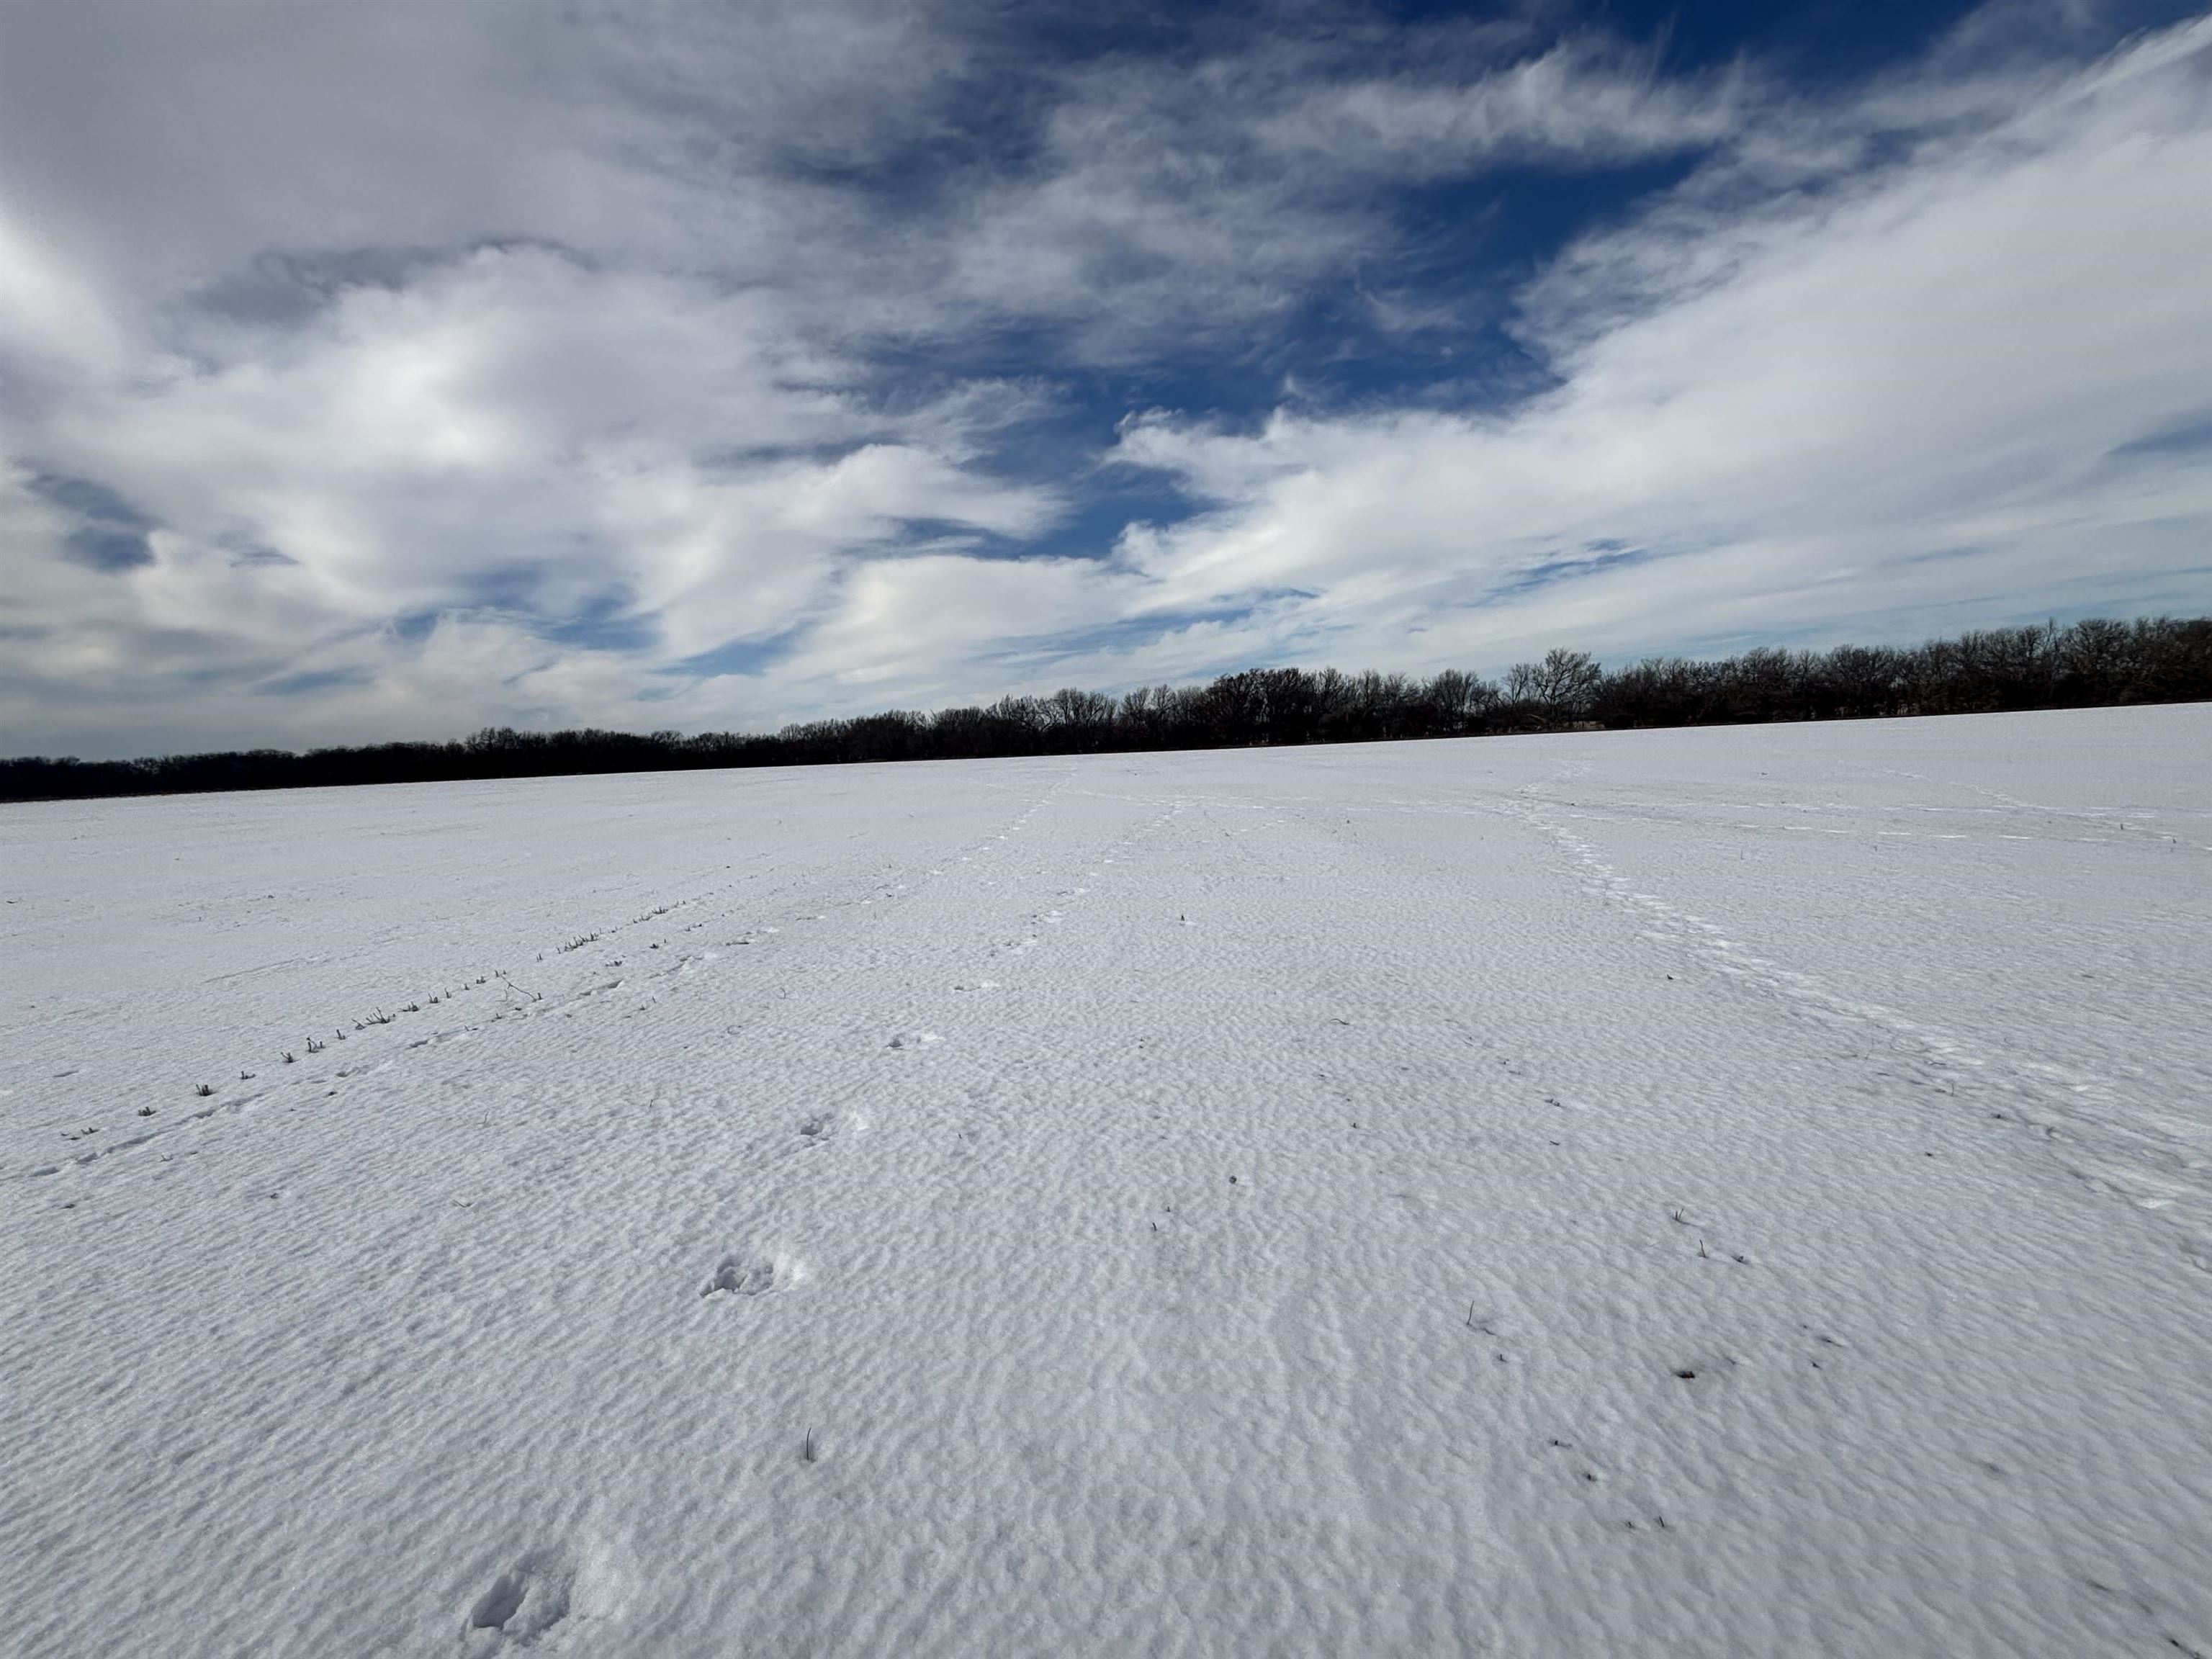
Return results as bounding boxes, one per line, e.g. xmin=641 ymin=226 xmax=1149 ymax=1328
xmin=4 ymin=705 xmax=2209 ymax=1658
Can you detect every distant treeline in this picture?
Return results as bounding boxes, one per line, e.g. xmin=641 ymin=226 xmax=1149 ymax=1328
xmin=6 ymin=616 xmax=2208 ymax=803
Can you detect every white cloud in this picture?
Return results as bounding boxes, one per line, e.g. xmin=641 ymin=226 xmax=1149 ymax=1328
xmin=2 ymin=4 xmax=2207 ymax=756
xmin=0 ymin=210 xmax=129 ymax=383
xmin=1106 ymin=16 xmax=2212 ymax=673
xmin=1254 ymin=40 xmax=1753 ymax=174
xmin=0 ymin=240 xmax=1059 ymax=746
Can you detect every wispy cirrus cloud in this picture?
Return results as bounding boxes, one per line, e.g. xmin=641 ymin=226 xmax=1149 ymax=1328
xmin=1107 ymin=16 xmax=2212 ymax=671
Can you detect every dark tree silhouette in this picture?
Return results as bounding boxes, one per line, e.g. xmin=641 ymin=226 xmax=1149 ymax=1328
xmin=4 ymin=615 xmax=2206 ymax=801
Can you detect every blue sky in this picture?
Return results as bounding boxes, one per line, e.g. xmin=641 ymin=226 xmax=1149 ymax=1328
xmin=3 ymin=0 xmax=2208 ymax=757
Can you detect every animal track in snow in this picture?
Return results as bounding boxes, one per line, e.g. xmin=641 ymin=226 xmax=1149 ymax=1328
xmin=1526 ymin=794 xmax=2212 ymax=1271
xmin=464 ymin=1550 xmax=572 ymax=1647
xmin=701 ymin=1249 xmax=806 ymax=1298
xmin=703 ymin=1256 xmax=776 ymax=1296
xmin=797 ymin=1107 xmax=866 ymax=1143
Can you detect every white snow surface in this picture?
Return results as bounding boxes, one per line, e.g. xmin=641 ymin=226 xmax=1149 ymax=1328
xmin=4 ymin=705 xmax=2209 ymax=1658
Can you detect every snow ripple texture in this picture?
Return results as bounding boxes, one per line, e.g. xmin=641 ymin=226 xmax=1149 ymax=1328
xmin=3 ymin=705 xmax=2208 ymax=1658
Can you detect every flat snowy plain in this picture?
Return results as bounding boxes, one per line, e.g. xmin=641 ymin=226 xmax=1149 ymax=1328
xmin=4 ymin=705 xmax=2209 ymax=1658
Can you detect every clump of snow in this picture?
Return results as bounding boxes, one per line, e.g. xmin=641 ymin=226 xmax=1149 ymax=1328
xmin=3 ymin=705 xmax=2208 ymax=1655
